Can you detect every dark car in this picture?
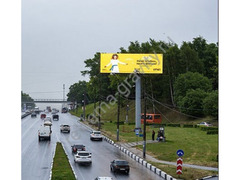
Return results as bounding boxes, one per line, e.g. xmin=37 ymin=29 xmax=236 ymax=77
xmin=110 ymin=160 xmax=130 ymax=174
xmin=71 ymin=144 xmax=86 ymax=154
xmin=52 ymin=114 xmax=59 ymax=121
xmin=31 ymin=112 xmax=37 ymax=118
xmin=62 ymin=107 xmax=68 ymax=113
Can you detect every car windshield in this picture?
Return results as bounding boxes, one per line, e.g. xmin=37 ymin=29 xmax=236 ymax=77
xmin=94 ymin=132 xmax=101 ymax=134
xmin=78 ymin=153 xmax=90 ymax=156
xmin=74 ymin=145 xmax=85 ymax=149
xmin=63 ymin=125 xmax=69 ymax=127
xmin=116 ymin=161 xmax=128 ymax=165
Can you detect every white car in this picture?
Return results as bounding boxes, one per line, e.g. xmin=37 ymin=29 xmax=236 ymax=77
xmin=60 ymin=124 xmax=70 ymax=133
xmin=74 ymin=151 xmax=92 ymax=164
xmin=197 ymin=122 xmax=213 ymax=127
xmin=38 ymin=126 xmax=51 ymax=141
xmin=90 ymin=131 xmax=103 ymax=141
xmin=44 ymin=119 xmax=52 ymax=126
xmin=94 ymin=177 xmax=113 ymax=180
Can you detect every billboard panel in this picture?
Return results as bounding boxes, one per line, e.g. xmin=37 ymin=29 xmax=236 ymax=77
xmin=100 ymin=53 xmax=163 ymax=74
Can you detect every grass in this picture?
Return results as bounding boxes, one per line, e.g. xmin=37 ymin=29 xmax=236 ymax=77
xmin=149 ymin=162 xmax=218 ymax=180
xmin=51 ymin=142 xmax=75 ymax=180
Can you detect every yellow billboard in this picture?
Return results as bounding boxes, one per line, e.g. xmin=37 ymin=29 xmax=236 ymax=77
xmin=100 ymin=53 xmax=163 ymax=74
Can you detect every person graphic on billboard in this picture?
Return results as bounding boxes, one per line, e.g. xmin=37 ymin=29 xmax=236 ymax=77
xmin=104 ymin=54 xmax=128 ymax=73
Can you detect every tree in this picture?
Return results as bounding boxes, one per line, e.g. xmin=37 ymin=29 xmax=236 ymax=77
xmin=67 ymin=81 xmax=88 ymax=104
xmin=174 ymin=72 xmax=212 ymax=106
xmin=203 ymin=91 xmax=218 ymax=119
xmin=21 ymin=91 xmax=35 ymax=109
xmin=179 ymin=42 xmax=204 ymax=73
xmin=178 ymin=89 xmax=207 ymax=117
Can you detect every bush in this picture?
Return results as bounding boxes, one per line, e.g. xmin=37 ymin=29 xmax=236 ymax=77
xmin=206 ymin=130 xmax=218 ymax=135
xmin=200 ymin=126 xmax=218 ymax=131
xmin=114 ymin=121 xmax=124 ymax=125
xmin=183 ymin=124 xmax=194 ymax=128
xmin=167 ymin=124 xmax=181 ymax=127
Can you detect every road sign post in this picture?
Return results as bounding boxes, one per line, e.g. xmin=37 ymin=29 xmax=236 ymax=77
xmin=176 ymin=149 xmax=184 ymax=175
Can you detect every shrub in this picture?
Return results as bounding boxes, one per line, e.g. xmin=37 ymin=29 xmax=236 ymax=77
xmin=167 ymin=124 xmax=181 ymax=127
xmin=183 ymin=124 xmax=194 ymax=128
xmin=206 ymin=130 xmax=218 ymax=135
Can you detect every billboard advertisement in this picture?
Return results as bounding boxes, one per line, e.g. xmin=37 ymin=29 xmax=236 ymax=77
xmin=100 ymin=53 xmax=163 ymax=74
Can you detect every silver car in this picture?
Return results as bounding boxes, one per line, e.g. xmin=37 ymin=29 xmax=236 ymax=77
xmin=60 ymin=124 xmax=70 ymax=133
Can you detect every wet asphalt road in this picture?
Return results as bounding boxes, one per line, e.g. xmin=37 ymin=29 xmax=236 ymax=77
xmin=22 ymin=112 xmax=164 ymax=180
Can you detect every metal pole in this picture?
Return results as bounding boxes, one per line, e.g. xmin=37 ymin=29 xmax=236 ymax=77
xmin=83 ymin=93 xmax=86 ymax=121
xmin=98 ymin=76 xmax=102 ymax=131
xmin=126 ymin=104 xmax=129 ymax=124
xmin=63 ymin=84 xmax=65 ymax=108
xmin=117 ymin=92 xmax=120 ymax=141
xmin=135 ymin=76 xmax=141 ymax=130
xmin=143 ymin=76 xmax=147 ymax=159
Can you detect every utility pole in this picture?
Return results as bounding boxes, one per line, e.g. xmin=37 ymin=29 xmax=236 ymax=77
xmin=83 ymin=92 xmax=86 ymax=121
xmin=117 ymin=92 xmax=120 ymax=141
xmin=126 ymin=104 xmax=129 ymax=124
xmin=98 ymin=75 xmax=102 ymax=131
xmin=63 ymin=84 xmax=65 ymax=108
xmin=143 ymin=76 xmax=147 ymax=159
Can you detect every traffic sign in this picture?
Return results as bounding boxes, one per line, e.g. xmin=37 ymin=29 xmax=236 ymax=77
xmin=177 ymin=149 xmax=184 ymax=157
xmin=135 ymin=129 xmax=140 ymax=135
xmin=176 ymin=157 xmax=183 ymax=175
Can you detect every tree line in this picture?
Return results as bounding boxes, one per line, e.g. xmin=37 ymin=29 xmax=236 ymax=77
xmin=67 ymin=36 xmax=218 ymax=120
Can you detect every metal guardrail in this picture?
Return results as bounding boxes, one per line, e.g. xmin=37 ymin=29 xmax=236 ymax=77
xmin=22 ymin=99 xmax=72 ymax=104
xmin=21 ymin=112 xmax=31 ymax=119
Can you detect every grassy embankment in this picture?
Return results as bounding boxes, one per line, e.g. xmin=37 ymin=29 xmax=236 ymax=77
xmin=51 ymin=142 xmax=75 ymax=180
xmin=70 ymin=101 xmax=218 ymax=179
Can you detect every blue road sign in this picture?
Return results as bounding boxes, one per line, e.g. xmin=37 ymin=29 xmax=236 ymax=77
xmin=139 ymin=134 xmax=143 ymax=137
xmin=135 ymin=129 xmax=140 ymax=135
xmin=177 ymin=149 xmax=184 ymax=157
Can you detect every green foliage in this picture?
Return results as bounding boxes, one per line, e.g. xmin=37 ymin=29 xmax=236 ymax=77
xmin=183 ymin=124 xmax=194 ymax=128
xmin=178 ymin=89 xmax=207 ymax=116
xmin=206 ymin=130 xmax=218 ymax=135
xmin=173 ymin=71 xmax=217 ymax=117
xmin=21 ymin=91 xmax=35 ymax=109
xmin=67 ymin=80 xmax=87 ymax=103
xmin=166 ymin=123 xmax=181 ymax=127
xmin=199 ymin=126 xmax=218 ymax=131
xmin=203 ymin=91 xmax=218 ymax=118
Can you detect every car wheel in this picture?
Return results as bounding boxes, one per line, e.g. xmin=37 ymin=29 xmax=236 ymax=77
xmin=38 ymin=137 xmax=41 ymax=141
xmin=126 ymin=170 xmax=130 ymax=174
xmin=49 ymin=136 xmax=51 ymax=141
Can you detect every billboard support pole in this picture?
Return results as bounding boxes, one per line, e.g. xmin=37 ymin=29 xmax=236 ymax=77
xmin=143 ymin=76 xmax=146 ymax=158
xmin=135 ymin=75 xmax=141 ymax=131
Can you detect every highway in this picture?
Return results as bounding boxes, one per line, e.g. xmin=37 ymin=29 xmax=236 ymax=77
xmin=22 ymin=112 xmax=164 ymax=180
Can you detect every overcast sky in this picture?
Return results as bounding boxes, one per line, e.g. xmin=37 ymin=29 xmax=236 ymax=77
xmin=21 ymin=0 xmax=218 ymax=100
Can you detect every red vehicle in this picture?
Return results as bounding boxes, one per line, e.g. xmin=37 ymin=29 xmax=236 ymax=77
xmin=40 ymin=113 xmax=46 ymax=119
xmin=141 ymin=113 xmax=162 ymax=124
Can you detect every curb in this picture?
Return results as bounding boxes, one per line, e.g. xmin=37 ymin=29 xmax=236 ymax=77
xmin=104 ymin=136 xmax=176 ymax=180
xmin=49 ymin=142 xmax=57 ymax=180
xmin=61 ymin=143 xmax=78 ymax=180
